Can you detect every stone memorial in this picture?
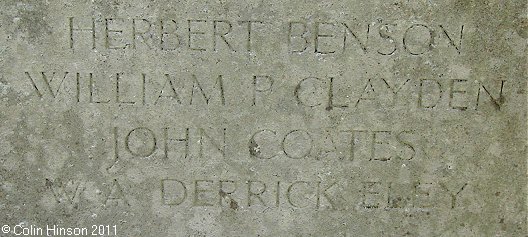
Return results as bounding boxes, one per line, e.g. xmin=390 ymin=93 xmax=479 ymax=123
xmin=0 ymin=0 xmax=526 ymax=236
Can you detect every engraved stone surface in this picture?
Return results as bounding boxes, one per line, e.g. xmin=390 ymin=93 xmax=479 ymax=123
xmin=0 ymin=0 xmax=526 ymax=236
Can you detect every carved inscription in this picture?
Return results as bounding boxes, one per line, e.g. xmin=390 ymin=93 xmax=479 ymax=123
xmin=2 ymin=6 xmax=520 ymax=234
xmin=67 ymin=17 xmax=464 ymax=57
xmin=45 ymin=178 xmax=130 ymax=210
xmin=24 ymin=71 xmax=509 ymax=111
xmin=249 ymin=129 xmax=418 ymax=161
xmin=160 ymin=178 xmax=470 ymax=211
xmin=103 ymin=126 xmax=426 ymax=164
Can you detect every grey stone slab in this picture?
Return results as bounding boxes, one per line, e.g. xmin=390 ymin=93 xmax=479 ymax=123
xmin=0 ymin=0 xmax=526 ymax=236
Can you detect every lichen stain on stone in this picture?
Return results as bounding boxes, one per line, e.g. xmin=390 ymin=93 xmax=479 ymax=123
xmin=13 ymin=1 xmax=52 ymax=42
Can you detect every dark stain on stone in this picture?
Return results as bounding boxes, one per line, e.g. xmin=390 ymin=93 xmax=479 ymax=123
xmin=60 ymin=109 xmax=86 ymax=162
xmin=15 ymin=1 xmax=53 ymax=42
xmin=219 ymin=190 xmax=239 ymax=210
xmin=229 ymin=199 xmax=239 ymax=210
xmin=8 ymin=113 xmax=31 ymax=156
xmin=248 ymin=138 xmax=260 ymax=157
xmin=45 ymin=178 xmax=53 ymax=189
xmin=515 ymin=17 xmax=528 ymax=38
